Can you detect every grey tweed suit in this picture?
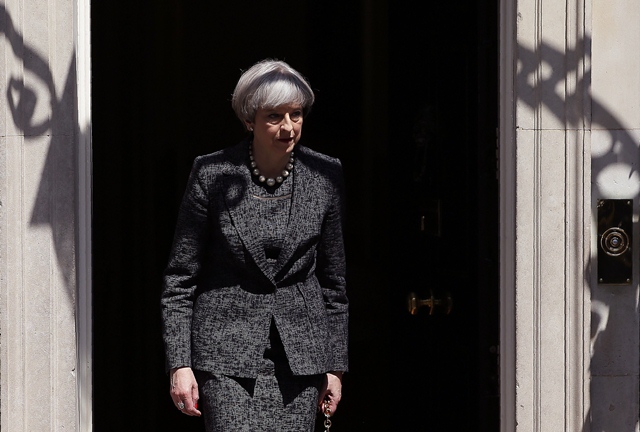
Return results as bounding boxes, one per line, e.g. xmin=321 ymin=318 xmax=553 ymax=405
xmin=161 ymin=139 xmax=349 ymax=378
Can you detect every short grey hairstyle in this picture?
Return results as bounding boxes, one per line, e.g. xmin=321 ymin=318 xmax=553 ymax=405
xmin=231 ymin=59 xmax=315 ymax=126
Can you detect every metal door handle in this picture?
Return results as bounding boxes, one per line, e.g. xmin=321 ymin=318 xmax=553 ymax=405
xmin=407 ymin=291 xmax=453 ymax=315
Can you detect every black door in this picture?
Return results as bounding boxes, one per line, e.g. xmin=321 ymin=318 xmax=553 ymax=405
xmin=92 ymin=2 xmax=498 ymax=430
xmin=385 ymin=3 xmax=500 ymax=429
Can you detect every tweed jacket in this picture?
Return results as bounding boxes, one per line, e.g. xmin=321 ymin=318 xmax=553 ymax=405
xmin=161 ymin=140 xmax=348 ymax=377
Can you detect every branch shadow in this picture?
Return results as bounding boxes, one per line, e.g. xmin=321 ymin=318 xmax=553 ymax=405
xmin=518 ymin=36 xmax=640 ymax=431
xmin=1 ymin=3 xmax=78 ymax=295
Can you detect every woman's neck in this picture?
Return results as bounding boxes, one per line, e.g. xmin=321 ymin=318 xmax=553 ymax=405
xmin=251 ymin=144 xmax=291 ymax=178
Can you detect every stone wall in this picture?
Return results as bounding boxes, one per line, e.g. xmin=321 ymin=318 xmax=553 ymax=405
xmin=0 ymin=0 xmax=81 ymax=430
xmin=591 ymin=0 xmax=640 ymax=429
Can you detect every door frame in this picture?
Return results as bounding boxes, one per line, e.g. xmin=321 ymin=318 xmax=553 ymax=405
xmin=497 ymin=0 xmax=591 ymax=430
xmin=76 ymin=0 xmax=93 ymax=430
xmin=76 ymin=2 xmax=522 ymax=431
xmin=499 ymin=0 xmax=516 ymax=430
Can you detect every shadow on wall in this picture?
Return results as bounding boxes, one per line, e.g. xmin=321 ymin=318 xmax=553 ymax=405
xmin=1 ymin=4 xmax=80 ymax=293
xmin=1 ymin=4 xmax=91 ymax=423
xmin=3 ymin=2 xmax=638 ymax=429
xmin=518 ymin=37 xmax=639 ymax=431
xmin=518 ymin=38 xmax=638 ymax=197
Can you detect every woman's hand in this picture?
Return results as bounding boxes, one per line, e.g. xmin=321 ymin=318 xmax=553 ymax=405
xmin=169 ymin=366 xmax=201 ymax=417
xmin=318 ymin=371 xmax=343 ymax=416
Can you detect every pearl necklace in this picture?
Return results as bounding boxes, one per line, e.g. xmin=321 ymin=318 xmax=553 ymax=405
xmin=249 ymin=146 xmax=295 ymax=187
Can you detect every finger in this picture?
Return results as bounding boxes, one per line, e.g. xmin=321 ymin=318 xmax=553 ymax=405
xmin=317 ymin=391 xmax=328 ymax=411
xmin=192 ymin=385 xmax=200 ymax=409
xmin=185 ymin=380 xmax=201 ymax=416
xmin=325 ymin=395 xmax=342 ymax=415
xmin=330 ymin=399 xmax=340 ymax=415
xmin=182 ymin=398 xmax=202 ymax=417
xmin=172 ymin=393 xmax=189 ymax=407
xmin=319 ymin=396 xmax=333 ymax=416
xmin=176 ymin=399 xmax=186 ymax=411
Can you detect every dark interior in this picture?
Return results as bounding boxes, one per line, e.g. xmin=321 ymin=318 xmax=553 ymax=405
xmin=92 ymin=1 xmax=499 ymax=430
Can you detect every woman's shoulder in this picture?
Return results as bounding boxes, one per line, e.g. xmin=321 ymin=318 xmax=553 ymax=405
xmin=192 ymin=141 xmax=247 ymax=171
xmin=297 ymin=145 xmax=342 ymax=171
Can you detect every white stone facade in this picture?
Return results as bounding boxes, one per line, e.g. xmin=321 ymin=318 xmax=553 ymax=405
xmin=0 ymin=0 xmax=638 ymax=430
xmin=590 ymin=0 xmax=640 ymax=429
xmin=0 ymin=0 xmax=91 ymax=430
xmin=505 ymin=0 xmax=592 ymax=429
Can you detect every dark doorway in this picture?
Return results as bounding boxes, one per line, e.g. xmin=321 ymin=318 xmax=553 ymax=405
xmin=92 ymin=1 xmax=498 ymax=431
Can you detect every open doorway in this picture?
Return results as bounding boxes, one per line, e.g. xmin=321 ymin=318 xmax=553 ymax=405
xmin=92 ymin=1 xmax=498 ymax=430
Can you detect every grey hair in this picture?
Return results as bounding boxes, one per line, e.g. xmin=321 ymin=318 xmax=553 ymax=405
xmin=231 ymin=59 xmax=315 ymax=126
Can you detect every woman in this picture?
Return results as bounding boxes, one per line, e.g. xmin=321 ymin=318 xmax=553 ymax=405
xmin=161 ymin=59 xmax=349 ymax=431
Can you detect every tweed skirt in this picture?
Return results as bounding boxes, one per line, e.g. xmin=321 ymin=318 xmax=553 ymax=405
xmin=195 ymin=323 xmax=323 ymax=432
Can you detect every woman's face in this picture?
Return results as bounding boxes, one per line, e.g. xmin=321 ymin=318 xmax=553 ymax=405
xmin=247 ymin=103 xmax=303 ymax=155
